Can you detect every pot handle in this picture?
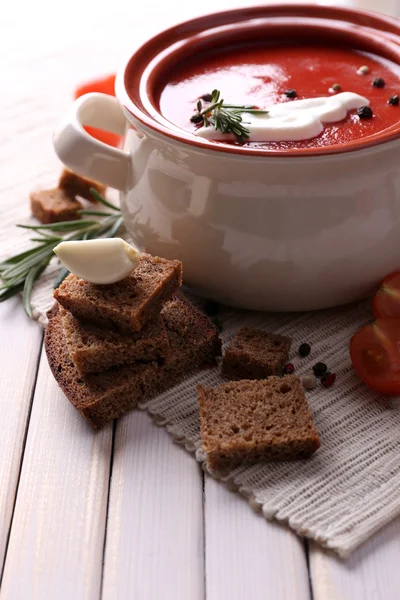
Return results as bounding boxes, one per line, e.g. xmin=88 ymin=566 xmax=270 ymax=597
xmin=53 ymin=93 xmax=132 ymax=191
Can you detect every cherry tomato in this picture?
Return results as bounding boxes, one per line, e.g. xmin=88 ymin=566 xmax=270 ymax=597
xmin=372 ymin=272 xmax=400 ymax=319
xmin=74 ymin=74 xmax=121 ymax=148
xmin=350 ymin=317 xmax=400 ymax=395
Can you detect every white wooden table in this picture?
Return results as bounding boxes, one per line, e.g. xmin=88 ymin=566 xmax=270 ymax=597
xmin=1 ymin=1 xmax=400 ymax=597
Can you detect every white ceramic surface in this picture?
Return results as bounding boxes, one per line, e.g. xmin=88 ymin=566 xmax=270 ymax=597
xmin=52 ymin=19 xmax=400 ymax=311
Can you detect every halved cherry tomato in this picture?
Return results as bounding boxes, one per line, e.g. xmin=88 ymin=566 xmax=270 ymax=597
xmin=350 ymin=317 xmax=400 ymax=395
xmin=74 ymin=74 xmax=121 ymax=148
xmin=372 ymin=272 xmax=400 ymax=319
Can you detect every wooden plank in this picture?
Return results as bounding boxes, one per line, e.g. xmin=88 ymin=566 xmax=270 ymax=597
xmin=0 ymin=347 xmax=113 ymax=600
xmin=102 ymin=410 xmax=204 ymax=600
xmin=310 ymin=517 xmax=400 ymax=600
xmin=0 ymin=301 xmax=43 ymax=573
xmin=204 ymin=476 xmax=311 ymax=600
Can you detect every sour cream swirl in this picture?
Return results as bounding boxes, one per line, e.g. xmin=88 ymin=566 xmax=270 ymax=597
xmin=195 ymin=92 xmax=370 ymax=142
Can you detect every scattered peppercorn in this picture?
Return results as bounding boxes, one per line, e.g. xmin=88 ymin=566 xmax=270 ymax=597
xmin=200 ymin=93 xmax=213 ymax=102
xmin=321 ymin=372 xmax=336 ymax=388
xmin=302 ymin=374 xmax=317 ymax=390
xmin=357 ymin=65 xmax=370 ymax=75
xmin=190 ymin=113 xmax=203 ymax=124
xmin=203 ymin=300 xmax=219 ymax=316
xmin=299 ymin=343 xmax=311 ymax=357
xmin=285 ymin=89 xmax=297 ymax=99
xmin=372 ymin=77 xmax=385 ymax=88
xmin=357 ymin=105 xmax=373 ymax=119
xmin=283 ymin=363 xmax=295 ymax=375
xmin=313 ymin=362 xmax=328 ymax=377
xmin=388 ymin=94 xmax=400 ymax=106
xmin=332 ymin=83 xmax=342 ymax=92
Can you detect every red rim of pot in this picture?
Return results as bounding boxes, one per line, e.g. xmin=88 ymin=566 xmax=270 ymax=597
xmin=116 ymin=4 xmax=400 ymax=157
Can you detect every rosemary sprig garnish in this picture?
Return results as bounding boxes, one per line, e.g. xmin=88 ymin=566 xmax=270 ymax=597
xmin=191 ymin=89 xmax=269 ymax=143
xmin=0 ymin=189 xmax=123 ymax=317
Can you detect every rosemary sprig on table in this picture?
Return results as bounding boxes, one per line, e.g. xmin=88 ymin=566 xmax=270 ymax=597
xmin=0 ymin=189 xmax=123 ymax=317
xmin=191 ymin=89 xmax=269 ymax=143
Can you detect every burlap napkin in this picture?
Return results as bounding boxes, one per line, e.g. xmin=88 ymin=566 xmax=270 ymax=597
xmin=2 ymin=208 xmax=400 ymax=558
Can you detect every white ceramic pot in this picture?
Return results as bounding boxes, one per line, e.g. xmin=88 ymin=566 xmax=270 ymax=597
xmin=53 ymin=5 xmax=400 ymax=311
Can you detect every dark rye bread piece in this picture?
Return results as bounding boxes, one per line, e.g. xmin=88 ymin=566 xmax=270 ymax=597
xmin=197 ymin=376 xmax=320 ymax=472
xmin=60 ymin=308 xmax=169 ymax=374
xmin=58 ymin=169 xmax=106 ymax=202
xmin=222 ymin=328 xmax=292 ymax=380
xmin=30 ymin=188 xmax=82 ymax=224
xmin=54 ymin=254 xmax=182 ymax=333
xmin=45 ymin=297 xmax=221 ymax=429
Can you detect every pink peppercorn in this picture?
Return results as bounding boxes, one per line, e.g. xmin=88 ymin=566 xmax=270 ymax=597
xmin=283 ymin=363 xmax=295 ymax=375
xmin=322 ymin=372 xmax=336 ymax=388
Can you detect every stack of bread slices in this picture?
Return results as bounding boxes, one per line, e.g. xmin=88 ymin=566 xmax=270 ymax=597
xmin=45 ymin=253 xmax=221 ymax=428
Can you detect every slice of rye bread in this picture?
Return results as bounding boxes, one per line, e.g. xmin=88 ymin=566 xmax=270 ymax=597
xmin=222 ymin=328 xmax=292 ymax=380
xmin=60 ymin=308 xmax=170 ymax=374
xmin=30 ymin=188 xmax=83 ymax=224
xmin=45 ymin=297 xmax=222 ymax=429
xmin=58 ymin=169 xmax=106 ymax=202
xmin=197 ymin=376 xmax=320 ymax=472
xmin=54 ymin=254 xmax=182 ymax=333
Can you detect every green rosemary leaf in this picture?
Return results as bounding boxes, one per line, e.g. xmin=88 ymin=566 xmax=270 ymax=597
xmin=53 ymin=266 xmax=70 ymax=289
xmin=30 ymin=237 xmax=62 ymax=243
xmin=17 ymin=219 xmax=98 ymax=232
xmin=0 ymin=282 xmax=24 ymax=303
xmin=77 ymin=209 xmax=116 ymax=217
xmin=1 ymin=242 xmax=56 ymax=280
xmin=1 ymin=242 xmax=55 ymax=279
xmin=0 ymin=263 xmax=13 ymax=273
xmin=22 ymin=257 xmax=51 ymax=317
xmin=89 ymin=188 xmax=121 ymax=211
xmin=222 ymin=104 xmax=257 ymax=109
xmin=86 ymin=215 xmax=118 ymax=238
xmin=194 ymin=89 xmax=268 ymax=143
xmin=239 ymin=109 xmax=269 ymax=115
xmin=31 ymin=229 xmax=63 ymax=240
xmin=1 ymin=203 xmax=124 ymax=315
xmin=0 ymin=276 xmax=26 ymax=290
xmin=0 ymin=245 xmax=48 ymax=269
xmin=103 ymin=215 xmax=124 ymax=239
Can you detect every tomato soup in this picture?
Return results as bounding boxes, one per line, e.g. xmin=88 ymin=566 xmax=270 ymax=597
xmin=158 ymin=44 xmax=400 ymax=150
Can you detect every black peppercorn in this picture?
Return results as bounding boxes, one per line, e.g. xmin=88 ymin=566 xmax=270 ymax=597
xmin=190 ymin=113 xmax=204 ymax=124
xmin=357 ymin=105 xmax=373 ymax=119
xmin=299 ymin=343 xmax=311 ymax=357
xmin=388 ymin=94 xmax=400 ymax=106
xmin=372 ymin=77 xmax=385 ymax=88
xmin=285 ymin=89 xmax=297 ymax=98
xmin=313 ymin=362 xmax=328 ymax=377
xmin=200 ymin=93 xmax=213 ymax=102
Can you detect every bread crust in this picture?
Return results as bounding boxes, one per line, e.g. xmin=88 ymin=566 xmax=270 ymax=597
xmin=45 ymin=297 xmax=221 ymax=428
xmin=58 ymin=169 xmax=106 ymax=202
xmin=222 ymin=328 xmax=291 ymax=380
xmin=30 ymin=188 xmax=82 ymax=224
xmin=60 ymin=308 xmax=170 ymax=373
xmin=54 ymin=254 xmax=183 ymax=333
xmin=198 ymin=376 xmax=320 ymax=472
